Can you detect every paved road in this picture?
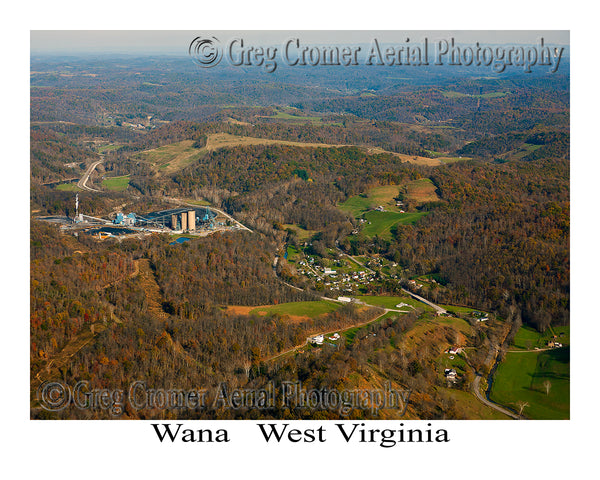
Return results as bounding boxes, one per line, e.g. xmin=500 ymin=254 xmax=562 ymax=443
xmin=401 ymin=288 xmax=447 ymax=314
xmin=209 ymin=206 xmax=253 ymax=232
xmin=335 ymin=248 xmax=375 ymax=274
xmin=472 ymin=373 xmax=521 ymax=419
xmin=77 ymin=158 xmax=104 ymax=192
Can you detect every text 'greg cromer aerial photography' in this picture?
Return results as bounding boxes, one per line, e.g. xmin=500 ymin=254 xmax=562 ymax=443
xmin=30 ymin=31 xmax=569 ymax=421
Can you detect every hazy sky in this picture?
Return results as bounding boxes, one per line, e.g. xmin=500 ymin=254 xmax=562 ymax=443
xmin=31 ymin=30 xmax=569 ymax=55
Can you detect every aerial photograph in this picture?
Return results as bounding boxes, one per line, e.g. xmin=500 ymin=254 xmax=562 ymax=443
xmin=30 ymin=30 xmax=570 ymax=421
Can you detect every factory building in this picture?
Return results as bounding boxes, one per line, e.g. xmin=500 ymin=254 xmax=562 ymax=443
xmin=113 ymin=212 xmax=136 ymax=226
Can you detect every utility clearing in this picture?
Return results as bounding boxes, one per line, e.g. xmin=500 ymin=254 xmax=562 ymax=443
xmin=137 ymin=134 xmax=467 ymax=175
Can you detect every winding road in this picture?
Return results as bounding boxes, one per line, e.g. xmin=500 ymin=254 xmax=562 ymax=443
xmin=472 ymin=373 xmax=521 ymax=419
xmin=77 ymin=157 xmax=104 ymax=192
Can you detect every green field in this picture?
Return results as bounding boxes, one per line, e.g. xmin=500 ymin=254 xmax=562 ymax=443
xmin=250 ymin=300 xmax=341 ymax=318
xmin=508 ymin=143 xmax=543 ymax=160
xmin=441 ymin=389 xmax=511 ymax=420
xmin=338 ymin=195 xmax=374 ymax=218
xmin=339 ymin=180 xmax=440 ymax=222
xmin=490 ymin=347 xmax=570 ymax=419
xmin=272 ymin=111 xmax=323 ymax=123
xmin=511 ymin=325 xmax=570 ymax=351
xmin=102 ymin=175 xmax=130 ymax=191
xmin=339 ymin=185 xmax=403 ymax=217
xmin=55 ymin=182 xmax=80 ymax=191
xmin=285 ymin=244 xmax=302 ymax=263
xmin=360 ymin=211 xmax=427 ymax=239
xmin=97 ymin=143 xmax=122 ymax=154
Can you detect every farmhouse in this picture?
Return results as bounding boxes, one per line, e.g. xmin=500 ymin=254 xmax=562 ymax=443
xmin=446 ymin=346 xmax=463 ymax=355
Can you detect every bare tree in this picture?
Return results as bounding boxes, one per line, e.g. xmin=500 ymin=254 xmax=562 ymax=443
xmin=543 ymin=380 xmax=552 ymax=396
xmin=242 ymin=360 xmax=251 ymax=379
xmin=516 ymin=401 xmax=529 ymax=416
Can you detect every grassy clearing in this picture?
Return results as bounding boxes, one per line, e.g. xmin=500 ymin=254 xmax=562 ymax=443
xmin=437 ymin=350 xmax=469 ymax=375
xmin=338 ymin=185 xmax=404 ymax=217
xmin=405 ymin=178 xmax=440 ymax=204
xmin=136 ymin=140 xmax=205 ymax=173
xmin=508 ymin=143 xmax=543 ymax=160
xmin=203 ymin=132 xmax=454 ymax=166
xmin=361 ymin=211 xmax=428 ymax=239
xmin=272 ymin=111 xmax=324 ymax=122
xmin=250 ymin=300 xmax=341 ymax=318
xmin=97 ymin=144 xmax=122 ymax=154
xmin=402 ymin=319 xmax=440 ymax=349
xmin=338 ymin=194 xmax=374 ymax=218
xmin=261 ymin=109 xmax=342 ymax=126
xmin=490 ymin=347 xmax=569 ymax=419
xmin=365 ymin=147 xmax=442 ymax=166
xmin=440 ymin=389 xmax=511 ymax=419
xmin=55 ymin=183 xmax=80 ymax=191
xmin=435 ymin=316 xmax=473 ymax=336
xmin=282 ymin=224 xmax=317 ymax=242
xmin=285 ymin=244 xmax=302 ymax=263
xmin=512 ymin=325 xmax=570 ymax=350
xmin=102 ymin=175 xmax=130 ymax=191
xmin=339 ymin=179 xmax=440 ymax=220
xmin=205 ymin=133 xmax=346 ymax=151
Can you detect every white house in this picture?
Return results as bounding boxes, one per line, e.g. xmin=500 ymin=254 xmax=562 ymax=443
xmin=444 ymin=369 xmax=457 ymax=379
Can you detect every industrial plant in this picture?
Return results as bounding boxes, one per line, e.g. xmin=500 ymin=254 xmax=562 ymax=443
xmin=36 ymin=194 xmax=246 ymax=240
